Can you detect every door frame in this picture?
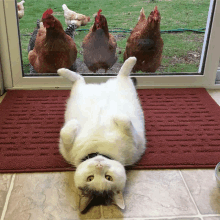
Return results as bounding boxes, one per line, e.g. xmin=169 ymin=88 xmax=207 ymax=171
xmin=1 ymin=0 xmax=220 ymax=90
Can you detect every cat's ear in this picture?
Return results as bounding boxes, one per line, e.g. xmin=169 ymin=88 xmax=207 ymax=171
xmin=112 ymin=191 xmax=125 ymax=209
xmin=113 ymin=115 xmax=132 ymax=137
xmin=79 ymin=195 xmax=94 ymax=212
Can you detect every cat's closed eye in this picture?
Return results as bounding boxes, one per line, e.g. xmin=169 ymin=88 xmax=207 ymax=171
xmin=105 ymin=175 xmax=113 ymax=181
xmin=87 ymin=175 xmax=94 ymax=182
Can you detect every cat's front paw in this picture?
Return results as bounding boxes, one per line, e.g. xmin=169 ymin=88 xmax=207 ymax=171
xmin=113 ymin=114 xmax=130 ymax=127
xmin=60 ymin=119 xmax=79 ymax=146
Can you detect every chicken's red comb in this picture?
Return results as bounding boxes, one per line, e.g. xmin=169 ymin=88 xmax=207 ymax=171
xmin=95 ymin=9 xmax=102 ymax=23
xmin=97 ymin=9 xmax=102 ymax=16
xmin=154 ymin=6 xmax=158 ymax=14
xmin=42 ymin=8 xmax=53 ymax=19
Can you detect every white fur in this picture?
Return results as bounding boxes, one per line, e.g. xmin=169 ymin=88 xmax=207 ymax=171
xmin=58 ymin=57 xmax=146 ymax=210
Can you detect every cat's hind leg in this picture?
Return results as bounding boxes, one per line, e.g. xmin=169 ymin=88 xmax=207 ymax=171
xmin=115 ymin=57 xmax=137 ymax=95
xmin=57 ymin=68 xmax=85 ymax=96
xmin=118 ymin=57 xmax=137 ymax=77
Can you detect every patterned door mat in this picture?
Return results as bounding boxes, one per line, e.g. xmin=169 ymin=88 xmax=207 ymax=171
xmin=0 ymin=88 xmax=220 ymax=173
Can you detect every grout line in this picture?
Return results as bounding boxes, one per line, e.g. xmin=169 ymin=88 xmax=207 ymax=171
xmin=99 ymin=216 xmax=203 ymax=220
xmin=0 ymin=174 xmax=16 ymax=220
xmin=179 ymin=170 xmax=204 ymax=220
xmin=100 ymin=205 xmax=104 ymax=219
xmin=202 ymin=214 xmax=220 ymax=217
xmin=53 ymin=217 xmax=220 ymax=220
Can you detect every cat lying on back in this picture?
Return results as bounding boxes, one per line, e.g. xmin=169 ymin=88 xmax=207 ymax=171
xmin=57 ymin=57 xmax=146 ymax=212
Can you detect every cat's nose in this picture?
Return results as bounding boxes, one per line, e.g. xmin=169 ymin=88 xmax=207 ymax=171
xmin=96 ymin=163 xmax=103 ymax=169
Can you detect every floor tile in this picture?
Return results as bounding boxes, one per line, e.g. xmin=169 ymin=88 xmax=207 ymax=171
xmin=207 ymin=89 xmax=220 ymax=106
xmin=181 ymin=169 xmax=220 ymax=215
xmin=4 ymin=172 xmax=101 ymax=220
xmin=0 ymin=174 xmax=13 ymax=217
xmin=0 ymin=92 xmax=6 ymax=103
xmin=102 ymin=170 xmax=198 ymax=218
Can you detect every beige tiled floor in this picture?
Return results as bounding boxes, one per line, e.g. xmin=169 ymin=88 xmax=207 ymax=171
xmin=0 ymin=90 xmax=220 ymax=220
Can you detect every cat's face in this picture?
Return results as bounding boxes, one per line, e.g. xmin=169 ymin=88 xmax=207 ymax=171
xmin=75 ymin=155 xmax=126 ymax=191
xmin=74 ymin=155 xmax=126 ymax=211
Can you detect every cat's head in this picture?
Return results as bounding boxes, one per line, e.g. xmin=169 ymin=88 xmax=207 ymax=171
xmin=74 ymin=155 xmax=126 ymax=212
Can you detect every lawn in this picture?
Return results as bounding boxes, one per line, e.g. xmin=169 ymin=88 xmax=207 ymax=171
xmin=18 ymin=0 xmax=210 ymax=75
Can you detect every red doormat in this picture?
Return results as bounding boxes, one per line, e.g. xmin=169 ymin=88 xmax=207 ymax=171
xmin=0 ymin=88 xmax=220 ymax=173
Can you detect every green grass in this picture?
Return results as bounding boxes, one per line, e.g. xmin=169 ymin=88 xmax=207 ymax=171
xmin=18 ymin=0 xmax=210 ymax=74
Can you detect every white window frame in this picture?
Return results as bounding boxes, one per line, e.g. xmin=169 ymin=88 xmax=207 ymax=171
xmin=1 ymin=0 xmax=220 ymax=90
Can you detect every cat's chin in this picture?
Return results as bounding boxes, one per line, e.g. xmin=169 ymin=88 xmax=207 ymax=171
xmin=82 ymin=155 xmax=113 ymax=168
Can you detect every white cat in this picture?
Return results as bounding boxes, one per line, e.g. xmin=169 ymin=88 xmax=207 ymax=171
xmin=57 ymin=57 xmax=146 ymax=212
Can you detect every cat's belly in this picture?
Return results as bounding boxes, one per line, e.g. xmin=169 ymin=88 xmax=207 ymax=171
xmin=65 ymin=78 xmax=144 ymax=135
xmin=66 ymin=98 xmax=140 ymax=126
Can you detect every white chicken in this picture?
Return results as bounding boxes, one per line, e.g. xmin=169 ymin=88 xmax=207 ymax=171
xmin=17 ymin=0 xmax=25 ymax=19
xmin=62 ymin=4 xmax=90 ymax=28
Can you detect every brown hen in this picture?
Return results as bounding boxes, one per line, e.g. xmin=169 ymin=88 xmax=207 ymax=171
xmin=82 ymin=9 xmax=117 ymax=73
xmin=124 ymin=6 xmax=163 ymax=73
xmin=28 ymin=9 xmax=77 ymax=73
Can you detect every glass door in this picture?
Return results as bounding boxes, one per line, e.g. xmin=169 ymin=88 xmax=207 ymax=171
xmin=0 ymin=58 xmax=4 ymax=95
xmin=215 ymin=59 xmax=220 ymax=84
xmin=1 ymin=0 xmax=220 ymax=89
